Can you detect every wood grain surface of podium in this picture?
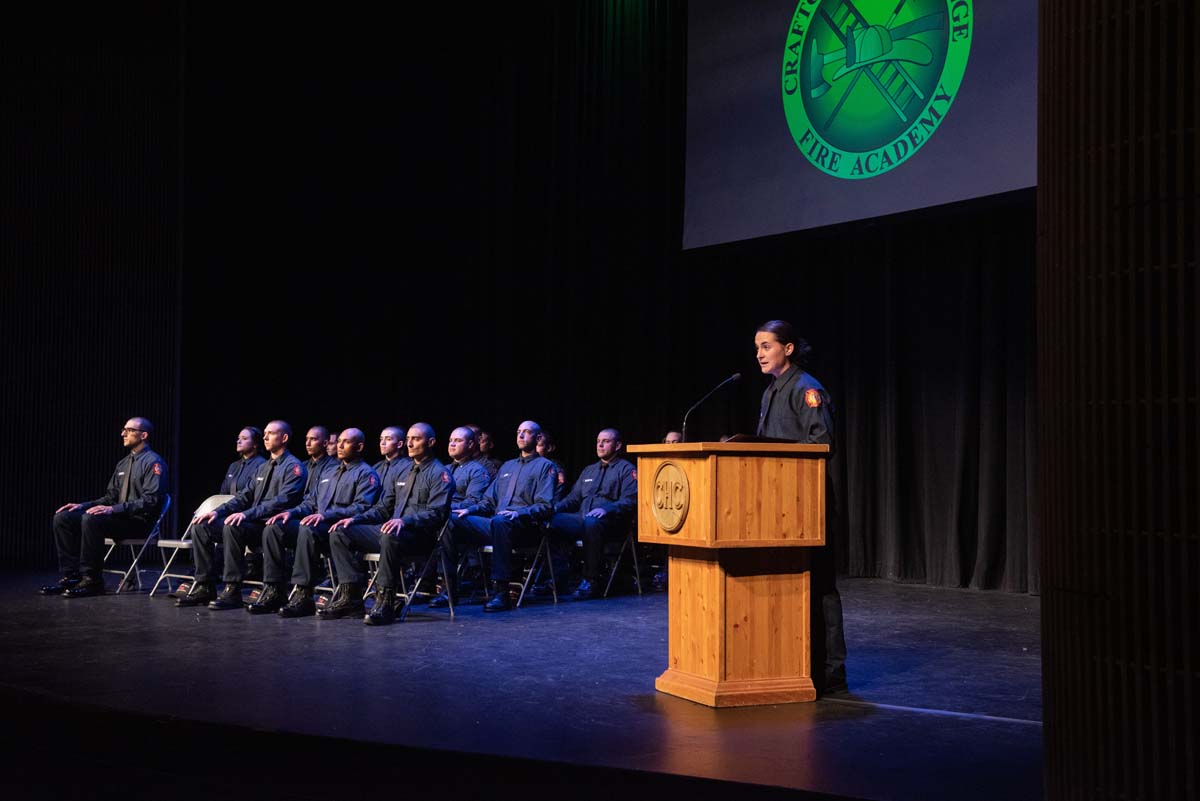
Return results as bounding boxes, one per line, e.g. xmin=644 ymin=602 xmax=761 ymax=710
xmin=627 ymin=441 xmax=828 ymax=707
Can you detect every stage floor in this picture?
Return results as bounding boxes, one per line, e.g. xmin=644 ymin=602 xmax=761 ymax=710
xmin=0 ymin=573 xmax=1042 ymax=800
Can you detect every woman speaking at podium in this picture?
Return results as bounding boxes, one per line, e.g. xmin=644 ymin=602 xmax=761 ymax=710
xmin=754 ymin=319 xmax=848 ymax=695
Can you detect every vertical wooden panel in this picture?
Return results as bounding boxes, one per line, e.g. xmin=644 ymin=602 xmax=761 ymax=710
xmin=666 ymin=546 xmax=723 ymax=681
xmin=1039 ymin=0 xmax=1197 ymax=798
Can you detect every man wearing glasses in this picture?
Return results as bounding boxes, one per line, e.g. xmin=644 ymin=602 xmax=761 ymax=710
xmin=43 ymin=418 xmax=169 ymax=598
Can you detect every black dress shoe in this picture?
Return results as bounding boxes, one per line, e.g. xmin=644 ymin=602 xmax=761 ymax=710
xmin=62 ymin=576 xmax=105 ymax=598
xmin=427 ymin=591 xmax=451 ymax=609
xmin=278 ymin=587 xmax=316 ymax=618
xmin=246 ymin=583 xmax=286 ymax=615
xmin=318 ymin=582 xmax=364 ymax=619
xmin=40 ymin=576 xmax=81 ymax=595
xmin=207 ymin=583 xmax=244 ymax=610
xmin=363 ymin=587 xmax=396 ymax=626
xmin=483 ymin=591 xmax=512 ymax=613
xmin=176 ymin=582 xmax=214 ymax=607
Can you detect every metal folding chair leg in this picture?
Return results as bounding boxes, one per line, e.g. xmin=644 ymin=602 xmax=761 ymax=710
xmin=103 ymin=494 xmax=172 ymax=594
xmin=603 ymin=532 xmax=642 ymax=598
xmin=397 ymin=523 xmax=455 ymax=622
xmin=515 ymin=534 xmax=556 ymax=608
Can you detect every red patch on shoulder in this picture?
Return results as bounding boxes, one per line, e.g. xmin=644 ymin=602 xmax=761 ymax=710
xmin=292 ymin=465 xmax=302 ymax=477
xmin=630 ymin=469 xmax=637 ymax=481
xmin=441 ymin=472 xmax=450 ymax=483
xmin=557 ymin=471 xmax=565 ymax=485
xmin=152 ymin=462 xmax=162 ymax=475
xmin=804 ymin=388 xmax=821 ymax=408
xmin=368 ymin=475 xmax=377 ymax=486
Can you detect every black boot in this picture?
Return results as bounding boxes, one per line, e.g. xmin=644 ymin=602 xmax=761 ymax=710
xmin=318 ymin=582 xmax=365 ymax=619
xmin=40 ymin=575 xmax=81 ymax=595
xmin=364 ymin=586 xmax=396 ymax=626
xmin=207 ymin=582 xmax=244 ymax=610
xmin=62 ymin=574 xmax=105 ymax=598
xmin=246 ymin=583 xmax=287 ymax=615
xmin=278 ymin=586 xmax=316 ymax=618
xmin=176 ymin=582 xmax=215 ymax=607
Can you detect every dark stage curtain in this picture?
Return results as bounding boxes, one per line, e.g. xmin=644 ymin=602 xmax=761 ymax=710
xmin=681 ymin=191 xmax=1039 ymax=593
xmin=5 ymin=2 xmax=1039 ymax=593
xmin=0 ymin=6 xmax=183 ymax=567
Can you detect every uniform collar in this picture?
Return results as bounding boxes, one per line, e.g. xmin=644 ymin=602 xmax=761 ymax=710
xmin=772 ymin=364 xmax=802 ymax=390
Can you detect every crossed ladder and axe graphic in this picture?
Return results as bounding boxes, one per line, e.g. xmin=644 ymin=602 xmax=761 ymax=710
xmin=808 ymin=0 xmax=946 ymax=131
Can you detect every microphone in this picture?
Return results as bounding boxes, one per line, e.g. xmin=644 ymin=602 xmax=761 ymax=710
xmin=681 ymin=372 xmax=741 ymax=443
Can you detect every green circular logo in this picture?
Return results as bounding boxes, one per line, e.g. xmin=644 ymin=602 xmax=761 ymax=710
xmin=782 ymin=0 xmax=972 ymax=179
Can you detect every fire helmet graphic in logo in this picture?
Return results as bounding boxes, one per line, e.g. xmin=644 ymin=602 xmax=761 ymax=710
xmin=782 ymin=0 xmax=972 ymax=179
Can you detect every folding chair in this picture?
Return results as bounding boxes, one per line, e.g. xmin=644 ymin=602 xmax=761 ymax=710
xmin=602 ymin=528 xmax=642 ymax=598
xmin=103 ymin=494 xmax=172 ymax=593
xmin=151 ymin=494 xmax=233 ymax=597
xmin=364 ymin=520 xmax=455 ymax=621
xmin=514 ymin=528 xmax=557 ymax=607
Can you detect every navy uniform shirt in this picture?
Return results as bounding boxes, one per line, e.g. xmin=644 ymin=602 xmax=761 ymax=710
xmin=303 ymin=454 xmax=336 ymax=497
xmin=220 ymin=454 xmax=267 ymax=496
xmin=546 ymin=458 xmax=569 ymax=503
xmin=86 ymin=447 xmax=168 ymax=521
xmin=474 ymin=453 xmax=502 ymax=480
xmin=355 ymin=458 xmax=452 ymax=529
xmin=372 ymin=455 xmax=411 ymax=493
xmin=214 ymin=451 xmax=306 ymax=522
xmin=554 ymin=457 xmax=638 ymax=517
xmin=290 ymin=458 xmax=381 ymax=519
xmin=449 ymin=459 xmax=491 ymax=513
xmin=757 ymin=365 xmax=835 ymax=448
xmin=475 ymin=454 xmax=557 ymax=521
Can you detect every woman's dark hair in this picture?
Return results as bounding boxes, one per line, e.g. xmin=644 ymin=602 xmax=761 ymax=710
xmin=756 ymin=319 xmax=812 ymax=364
xmin=243 ymin=426 xmax=264 ymax=453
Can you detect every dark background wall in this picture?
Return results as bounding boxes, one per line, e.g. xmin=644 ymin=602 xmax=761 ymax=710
xmin=5 ymin=2 xmax=1036 ymax=592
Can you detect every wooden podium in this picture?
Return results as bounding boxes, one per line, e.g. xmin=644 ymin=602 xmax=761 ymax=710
xmin=627 ymin=441 xmax=829 ymax=707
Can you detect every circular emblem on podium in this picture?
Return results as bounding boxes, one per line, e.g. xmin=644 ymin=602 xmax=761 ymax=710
xmin=652 ymin=461 xmax=690 ymax=533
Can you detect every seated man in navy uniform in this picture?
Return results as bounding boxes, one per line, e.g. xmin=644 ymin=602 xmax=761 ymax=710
xmin=178 ymin=420 xmax=306 ymax=609
xmin=255 ymin=428 xmax=380 ymax=616
xmin=45 ymin=417 xmax=169 ymax=598
xmin=426 ymin=426 xmax=492 ymax=608
xmin=452 ymin=420 xmax=557 ymax=612
xmin=326 ymin=423 xmax=452 ymax=625
xmin=373 ymin=425 xmax=411 ymax=489
xmin=549 ymin=428 xmax=638 ymax=600
xmin=467 ymin=424 xmax=503 ymax=480
xmin=536 ymin=430 xmax=569 ymax=503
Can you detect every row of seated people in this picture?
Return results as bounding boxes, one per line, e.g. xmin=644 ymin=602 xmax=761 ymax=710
xmin=44 ymin=417 xmax=638 ymax=625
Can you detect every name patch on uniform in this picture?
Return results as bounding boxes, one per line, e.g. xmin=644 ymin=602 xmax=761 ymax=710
xmin=397 ymin=482 xmax=406 ymax=487
xmin=804 ymin=389 xmax=822 ymax=408
xmin=153 ymin=463 xmax=163 ymax=475
xmin=584 ymin=478 xmax=594 ymax=484
xmin=320 ymin=478 xmax=330 ymax=484
xmin=501 ymin=473 xmax=511 ymax=479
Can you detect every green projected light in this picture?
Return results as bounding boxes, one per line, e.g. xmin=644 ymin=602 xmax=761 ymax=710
xmin=782 ymin=0 xmax=972 ymax=179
